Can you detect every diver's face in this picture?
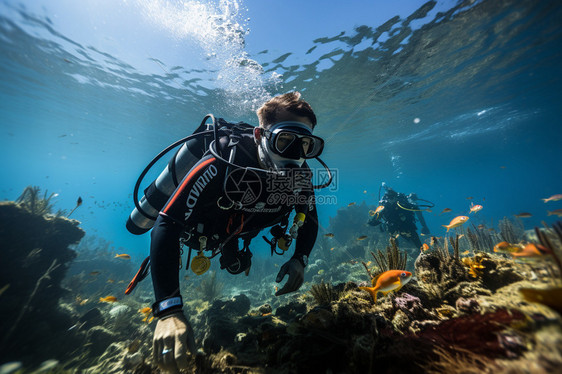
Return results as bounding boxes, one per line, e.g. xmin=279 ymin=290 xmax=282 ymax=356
xmin=268 ymin=109 xmax=314 ymax=155
xmin=276 ymin=132 xmax=312 ymax=155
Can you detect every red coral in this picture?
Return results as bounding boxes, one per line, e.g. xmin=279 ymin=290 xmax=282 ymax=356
xmin=415 ymin=309 xmax=526 ymax=358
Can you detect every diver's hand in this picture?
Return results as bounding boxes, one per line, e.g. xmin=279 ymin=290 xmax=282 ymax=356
xmin=153 ymin=311 xmax=195 ymax=373
xmin=275 ymin=258 xmax=304 ymax=296
xmin=421 ymin=227 xmax=430 ymax=236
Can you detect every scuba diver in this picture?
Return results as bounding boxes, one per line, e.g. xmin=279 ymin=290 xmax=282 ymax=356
xmin=124 ymin=92 xmax=331 ymax=373
xmin=368 ymin=183 xmax=432 ymax=249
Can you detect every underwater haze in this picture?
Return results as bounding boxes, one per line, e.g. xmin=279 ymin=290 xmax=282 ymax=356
xmin=1 ymin=0 xmax=562 ymax=373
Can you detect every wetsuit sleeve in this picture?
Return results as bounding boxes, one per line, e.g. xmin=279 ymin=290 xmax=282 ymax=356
xmin=150 ymin=154 xmax=223 ymax=310
xmin=293 ymin=188 xmax=318 ymax=260
xmin=150 ymin=214 xmax=183 ymax=305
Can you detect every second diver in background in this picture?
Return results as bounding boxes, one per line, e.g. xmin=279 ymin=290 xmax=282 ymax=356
xmin=368 ymin=183 xmax=431 ymax=249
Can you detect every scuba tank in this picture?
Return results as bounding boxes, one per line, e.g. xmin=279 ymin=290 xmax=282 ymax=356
xmin=126 ymin=116 xmax=217 ymax=235
xmin=127 ymin=114 xmax=335 ymax=235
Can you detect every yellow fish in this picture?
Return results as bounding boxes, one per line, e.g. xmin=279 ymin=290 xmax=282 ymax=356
xmin=442 ymin=216 xmax=469 ymax=232
xmin=469 ymin=203 xmax=483 ymax=214
xmin=439 ymin=208 xmax=452 ymax=215
xmin=359 ymin=270 xmax=412 ymax=302
xmin=356 ymin=235 xmax=368 ymax=241
xmin=115 ymin=254 xmax=131 ymax=260
xmin=511 ymin=243 xmax=551 ymax=262
xmin=493 ymin=241 xmax=522 ymax=254
xmin=324 ymin=233 xmax=335 ymax=238
xmin=542 ymin=194 xmax=562 ymax=203
xmin=547 ymin=209 xmax=562 ymax=217
xmin=99 ymin=296 xmax=117 ymax=303
xmin=373 ymin=205 xmax=385 ymax=216
xmin=139 ymin=307 xmax=153 ymax=322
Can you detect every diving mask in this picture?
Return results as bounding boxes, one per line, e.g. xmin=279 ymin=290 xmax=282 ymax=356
xmin=264 ymin=121 xmax=323 ymax=159
xmin=259 ymin=121 xmax=324 ymax=169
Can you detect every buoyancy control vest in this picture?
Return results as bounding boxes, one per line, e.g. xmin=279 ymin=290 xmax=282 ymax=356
xmin=126 ymin=116 xmax=255 ymax=235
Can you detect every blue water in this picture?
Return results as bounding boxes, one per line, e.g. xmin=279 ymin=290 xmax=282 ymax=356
xmin=1 ymin=0 xmax=561 ymax=262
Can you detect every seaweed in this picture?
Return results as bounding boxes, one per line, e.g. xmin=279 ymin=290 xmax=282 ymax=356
xmin=415 ymin=308 xmax=527 ymax=358
xmin=309 ymin=280 xmax=343 ymax=305
xmin=197 ymin=271 xmax=224 ymax=301
xmin=16 ymin=185 xmax=61 ymax=216
xmin=498 ymin=217 xmax=525 ymax=244
xmin=535 ymin=220 xmax=562 ymax=278
xmin=466 ymin=225 xmax=499 ymax=253
xmin=432 ymin=236 xmax=450 ymax=261
xmin=368 ymin=238 xmax=408 ymax=278
xmin=448 ymin=234 xmax=461 ymax=260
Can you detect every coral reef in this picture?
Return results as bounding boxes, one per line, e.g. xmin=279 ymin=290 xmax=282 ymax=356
xmin=364 ymin=237 xmax=407 ymax=279
xmin=498 ymin=217 xmax=525 ymax=244
xmin=196 ymin=271 xmax=224 ymax=302
xmin=0 ymin=200 xmax=84 ymax=365
xmin=15 ymin=185 xmax=63 ymax=217
xmin=309 ymin=280 xmax=344 ymax=305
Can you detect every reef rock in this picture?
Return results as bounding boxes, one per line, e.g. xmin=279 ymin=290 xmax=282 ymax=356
xmin=201 ymin=294 xmax=252 ymax=353
xmin=393 ymin=293 xmax=432 ymax=321
xmin=0 ymin=201 xmax=84 ymax=364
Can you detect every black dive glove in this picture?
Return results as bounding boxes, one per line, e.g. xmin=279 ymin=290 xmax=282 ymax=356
xmin=275 ymin=257 xmax=305 ymax=296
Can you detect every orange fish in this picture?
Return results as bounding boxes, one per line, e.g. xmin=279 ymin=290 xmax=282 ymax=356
xmin=542 ymin=194 xmax=562 ymax=203
xmin=114 ymin=254 xmax=131 ymax=260
xmin=443 ymin=216 xmax=469 ymax=232
xmin=373 ymin=205 xmax=385 ymax=216
xmin=139 ymin=307 xmax=152 ymax=314
xmin=359 ymin=270 xmax=412 ymax=303
xmin=469 ymin=203 xmax=483 ymax=214
xmin=348 ymin=202 xmax=356 ymax=207
xmin=493 ymin=241 xmax=522 ymax=254
xmin=99 ymin=296 xmax=117 ymax=303
xmin=357 ymin=235 xmax=368 ymax=241
xmin=547 ymin=209 xmax=562 ymax=217
xmin=514 ymin=212 xmax=532 ymax=218
xmin=439 ymin=208 xmax=452 ymax=215
xmin=477 ymin=224 xmax=485 ymax=229
xmin=430 ymin=236 xmax=439 ymax=246
xmin=421 ymin=243 xmax=429 ymax=252
xmin=511 ymin=243 xmax=551 ymax=261
xmin=324 ymin=233 xmax=335 ymax=238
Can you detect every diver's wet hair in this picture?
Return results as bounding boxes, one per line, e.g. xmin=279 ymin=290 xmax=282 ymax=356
xmin=257 ymin=91 xmax=317 ymax=129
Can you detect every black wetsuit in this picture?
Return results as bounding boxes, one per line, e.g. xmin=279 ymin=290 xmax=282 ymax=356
xmin=150 ymin=131 xmax=318 ymax=311
xmin=368 ymin=192 xmax=422 ymax=248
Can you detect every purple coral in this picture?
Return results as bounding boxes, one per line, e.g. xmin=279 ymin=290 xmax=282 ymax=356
xmin=455 ymin=297 xmax=480 ymax=314
xmin=394 ymin=293 xmax=428 ymax=320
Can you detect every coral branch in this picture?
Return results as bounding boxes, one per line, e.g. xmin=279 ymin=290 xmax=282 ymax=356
xmin=1 ymin=259 xmax=60 ymax=349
